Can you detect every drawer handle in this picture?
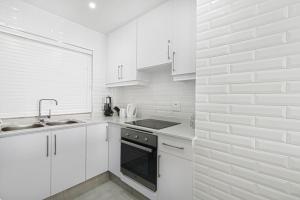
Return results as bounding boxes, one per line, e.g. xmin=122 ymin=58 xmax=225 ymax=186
xmin=54 ymin=134 xmax=57 ymax=155
xmin=158 ymin=154 xmax=161 ymax=178
xmin=167 ymin=40 xmax=171 ymax=60
xmin=46 ymin=135 xmax=49 ymax=157
xmin=162 ymin=142 xmax=184 ymax=150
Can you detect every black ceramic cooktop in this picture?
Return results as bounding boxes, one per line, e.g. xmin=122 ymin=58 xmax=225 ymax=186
xmin=125 ymin=119 xmax=180 ymax=130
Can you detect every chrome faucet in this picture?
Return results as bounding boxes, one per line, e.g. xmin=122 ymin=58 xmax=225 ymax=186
xmin=38 ymin=99 xmax=58 ymax=122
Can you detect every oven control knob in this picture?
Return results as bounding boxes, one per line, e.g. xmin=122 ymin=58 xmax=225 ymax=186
xmin=126 ymin=133 xmax=130 ymax=137
xmin=134 ymin=135 xmax=139 ymax=139
xmin=144 ymin=138 xmax=148 ymax=142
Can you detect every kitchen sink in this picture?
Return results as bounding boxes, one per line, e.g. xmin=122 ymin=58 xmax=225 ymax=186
xmin=1 ymin=123 xmax=45 ymax=132
xmin=1 ymin=120 xmax=82 ymax=132
xmin=45 ymin=120 xmax=80 ymax=126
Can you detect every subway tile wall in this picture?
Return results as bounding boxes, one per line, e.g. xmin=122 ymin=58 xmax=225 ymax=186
xmin=113 ymin=68 xmax=195 ymax=120
xmin=195 ymin=0 xmax=300 ymax=199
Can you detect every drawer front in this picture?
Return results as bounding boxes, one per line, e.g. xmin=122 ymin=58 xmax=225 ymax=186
xmin=158 ymin=135 xmax=192 ymax=160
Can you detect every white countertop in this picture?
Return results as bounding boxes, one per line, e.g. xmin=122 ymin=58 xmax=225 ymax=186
xmin=0 ymin=116 xmax=195 ymax=141
xmin=105 ymin=117 xmax=195 ymax=141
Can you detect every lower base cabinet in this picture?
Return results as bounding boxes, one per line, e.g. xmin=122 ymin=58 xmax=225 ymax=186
xmin=51 ymin=127 xmax=86 ymax=195
xmin=0 ymin=131 xmax=51 ymax=200
xmin=108 ymin=124 xmax=121 ymax=177
xmin=0 ymin=123 xmax=193 ymax=200
xmin=0 ymin=124 xmax=108 ymax=200
xmin=157 ymin=151 xmax=193 ymax=200
xmin=86 ymin=123 xmax=108 ymax=179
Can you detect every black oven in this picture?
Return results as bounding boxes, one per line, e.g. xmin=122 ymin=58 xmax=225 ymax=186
xmin=121 ymin=127 xmax=157 ymax=191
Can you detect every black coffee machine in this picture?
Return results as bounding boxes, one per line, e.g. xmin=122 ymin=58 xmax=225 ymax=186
xmin=104 ymin=96 xmax=114 ymax=116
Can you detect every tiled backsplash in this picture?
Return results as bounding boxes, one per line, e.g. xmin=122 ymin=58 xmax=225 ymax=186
xmin=195 ymin=0 xmax=300 ymax=199
xmin=112 ymin=67 xmax=195 ymax=121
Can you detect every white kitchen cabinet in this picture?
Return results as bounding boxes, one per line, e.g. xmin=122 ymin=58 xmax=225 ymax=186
xmin=86 ymin=123 xmax=108 ymax=179
xmin=107 ymin=0 xmax=196 ymax=82
xmin=108 ymin=124 xmax=121 ymax=177
xmin=107 ymin=21 xmax=146 ymax=87
xmin=107 ymin=28 xmax=121 ymax=84
xmin=171 ymin=0 xmax=196 ymax=81
xmin=51 ymin=127 xmax=86 ymax=195
xmin=157 ymin=152 xmax=193 ymax=200
xmin=0 ymin=131 xmax=51 ymax=200
xmin=137 ymin=1 xmax=173 ymax=69
xmin=157 ymin=135 xmax=193 ymax=200
xmin=119 ymin=21 xmax=138 ymax=82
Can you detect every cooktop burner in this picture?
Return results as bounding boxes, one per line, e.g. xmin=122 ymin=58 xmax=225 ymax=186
xmin=125 ymin=119 xmax=180 ymax=130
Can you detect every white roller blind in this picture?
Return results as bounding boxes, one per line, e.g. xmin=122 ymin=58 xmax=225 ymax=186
xmin=0 ymin=29 xmax=92 ymax=118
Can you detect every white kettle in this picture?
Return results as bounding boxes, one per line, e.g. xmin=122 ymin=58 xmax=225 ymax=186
xmin=126 ymin=104 xmax=137 ymax=118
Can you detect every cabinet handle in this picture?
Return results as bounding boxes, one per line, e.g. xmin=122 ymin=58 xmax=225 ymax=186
xmin=167 ymin=40 xmax=171 ymax=60
xmin=117 ymin=65 xmax=120 ymax=80
xmin=106 ymin=126 xmax=108 ymax=142
xmin=46 ymin=135 xmax=49 ymax=157
xmin=158 ymin=154 xmax=161 ymax=178
xmin=172 ymin=51 xmax=176 ymax=72
xmin=54 ymin=135 xmax=57 ymax=155
xmin=120 ymin=65 xmax=123 ymax=79
xmin=162 ymin=142 xmax=184 ymax=150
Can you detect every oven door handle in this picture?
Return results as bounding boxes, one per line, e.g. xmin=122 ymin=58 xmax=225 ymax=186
xmin=121 ymin=140 xmax=153 ymax=153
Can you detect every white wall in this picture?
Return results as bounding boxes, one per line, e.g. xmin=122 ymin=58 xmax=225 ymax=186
xmin=0 ymin=0 xmax=108 ymax=119
xmin=194 ymin=0 xmax=300 ymax=199
xmin=113 ymin=68 xmax=195 ymax=120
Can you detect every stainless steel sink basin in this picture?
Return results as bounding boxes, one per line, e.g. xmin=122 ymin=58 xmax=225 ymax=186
xmin=0 ymin=120 xmax=82 ymax=132
xmin=1 ymin=123 xmax=45 ymax=132
xmin=45 ymin=120 xmax=79 ymax=126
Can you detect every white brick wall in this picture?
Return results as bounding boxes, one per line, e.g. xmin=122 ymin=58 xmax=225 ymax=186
xmin=113 ymin=68 xmax=195 ymax=120
xmin=194 ymin=0 xmax=300 ymax=199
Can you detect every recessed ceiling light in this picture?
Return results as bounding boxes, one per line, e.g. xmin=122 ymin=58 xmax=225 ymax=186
xmin=89 ymin=2 xmax=96 ymax=9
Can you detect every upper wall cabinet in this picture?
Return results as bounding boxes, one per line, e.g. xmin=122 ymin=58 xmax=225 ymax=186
xmin=106 ymin=0 xmax=196 ymax=87
xmin=171 ymin=0 xmax=196 ymax=81
xmin=137 ymin=0 xmax=196 ymax=81
xmin=106 ymin=21 xmax=146 ymax=88
xmin=137 ymin=1 xmax=173 ymax=70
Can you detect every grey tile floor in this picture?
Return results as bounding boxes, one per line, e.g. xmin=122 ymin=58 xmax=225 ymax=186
xmin=74 ymin=181 xmax=141 ymax=200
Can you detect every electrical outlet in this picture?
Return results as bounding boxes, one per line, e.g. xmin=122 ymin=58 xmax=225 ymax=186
xmin=172 ymin=102 xmax=181 ymax=112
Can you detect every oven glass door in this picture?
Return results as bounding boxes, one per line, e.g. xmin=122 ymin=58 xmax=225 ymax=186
xmin=121 ymin=139 xmax=157 ymax=191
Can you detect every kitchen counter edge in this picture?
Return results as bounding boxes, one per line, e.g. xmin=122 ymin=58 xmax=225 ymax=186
xmin=0 ymin=117 xmax=195 ymax=141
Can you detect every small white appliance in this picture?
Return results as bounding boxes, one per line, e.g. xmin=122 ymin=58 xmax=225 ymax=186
xmin=120 ymin=108 xmax=126 ymax=118
xmin=126 ymin=104 xmax=137 ymax=118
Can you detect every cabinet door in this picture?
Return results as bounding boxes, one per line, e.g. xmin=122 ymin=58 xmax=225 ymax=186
xmin=107 ymin=29 xmax=122 ymax=83
xmin=51 ymin=127 xmax=86 ymax=195
xmin=172 ymin=0 xmax=196 ymax=76
xmin=107 ymin=21 xmax=137 ymax=83
xmin=158 ymin=152 xmax=192 ymax=200
xmin=86 ymin=123 xmax=108 ymax=179
xmin=137 ymin=1 xmax=172 ymax=69
xmin=119 ymin=21 xmax=137 ymax=82
xmin=0 ymin=132 xmax=51 ymax=200
xmin=108 ymin=124 xmax=121 ymax=177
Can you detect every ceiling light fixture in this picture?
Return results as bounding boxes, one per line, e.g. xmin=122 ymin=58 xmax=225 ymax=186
xmin=89 ymin=2 xmax=96 ymax=9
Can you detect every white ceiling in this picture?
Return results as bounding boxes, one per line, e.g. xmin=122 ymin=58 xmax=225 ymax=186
xmin=21 ymin=0 xmax=168 ymax=33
